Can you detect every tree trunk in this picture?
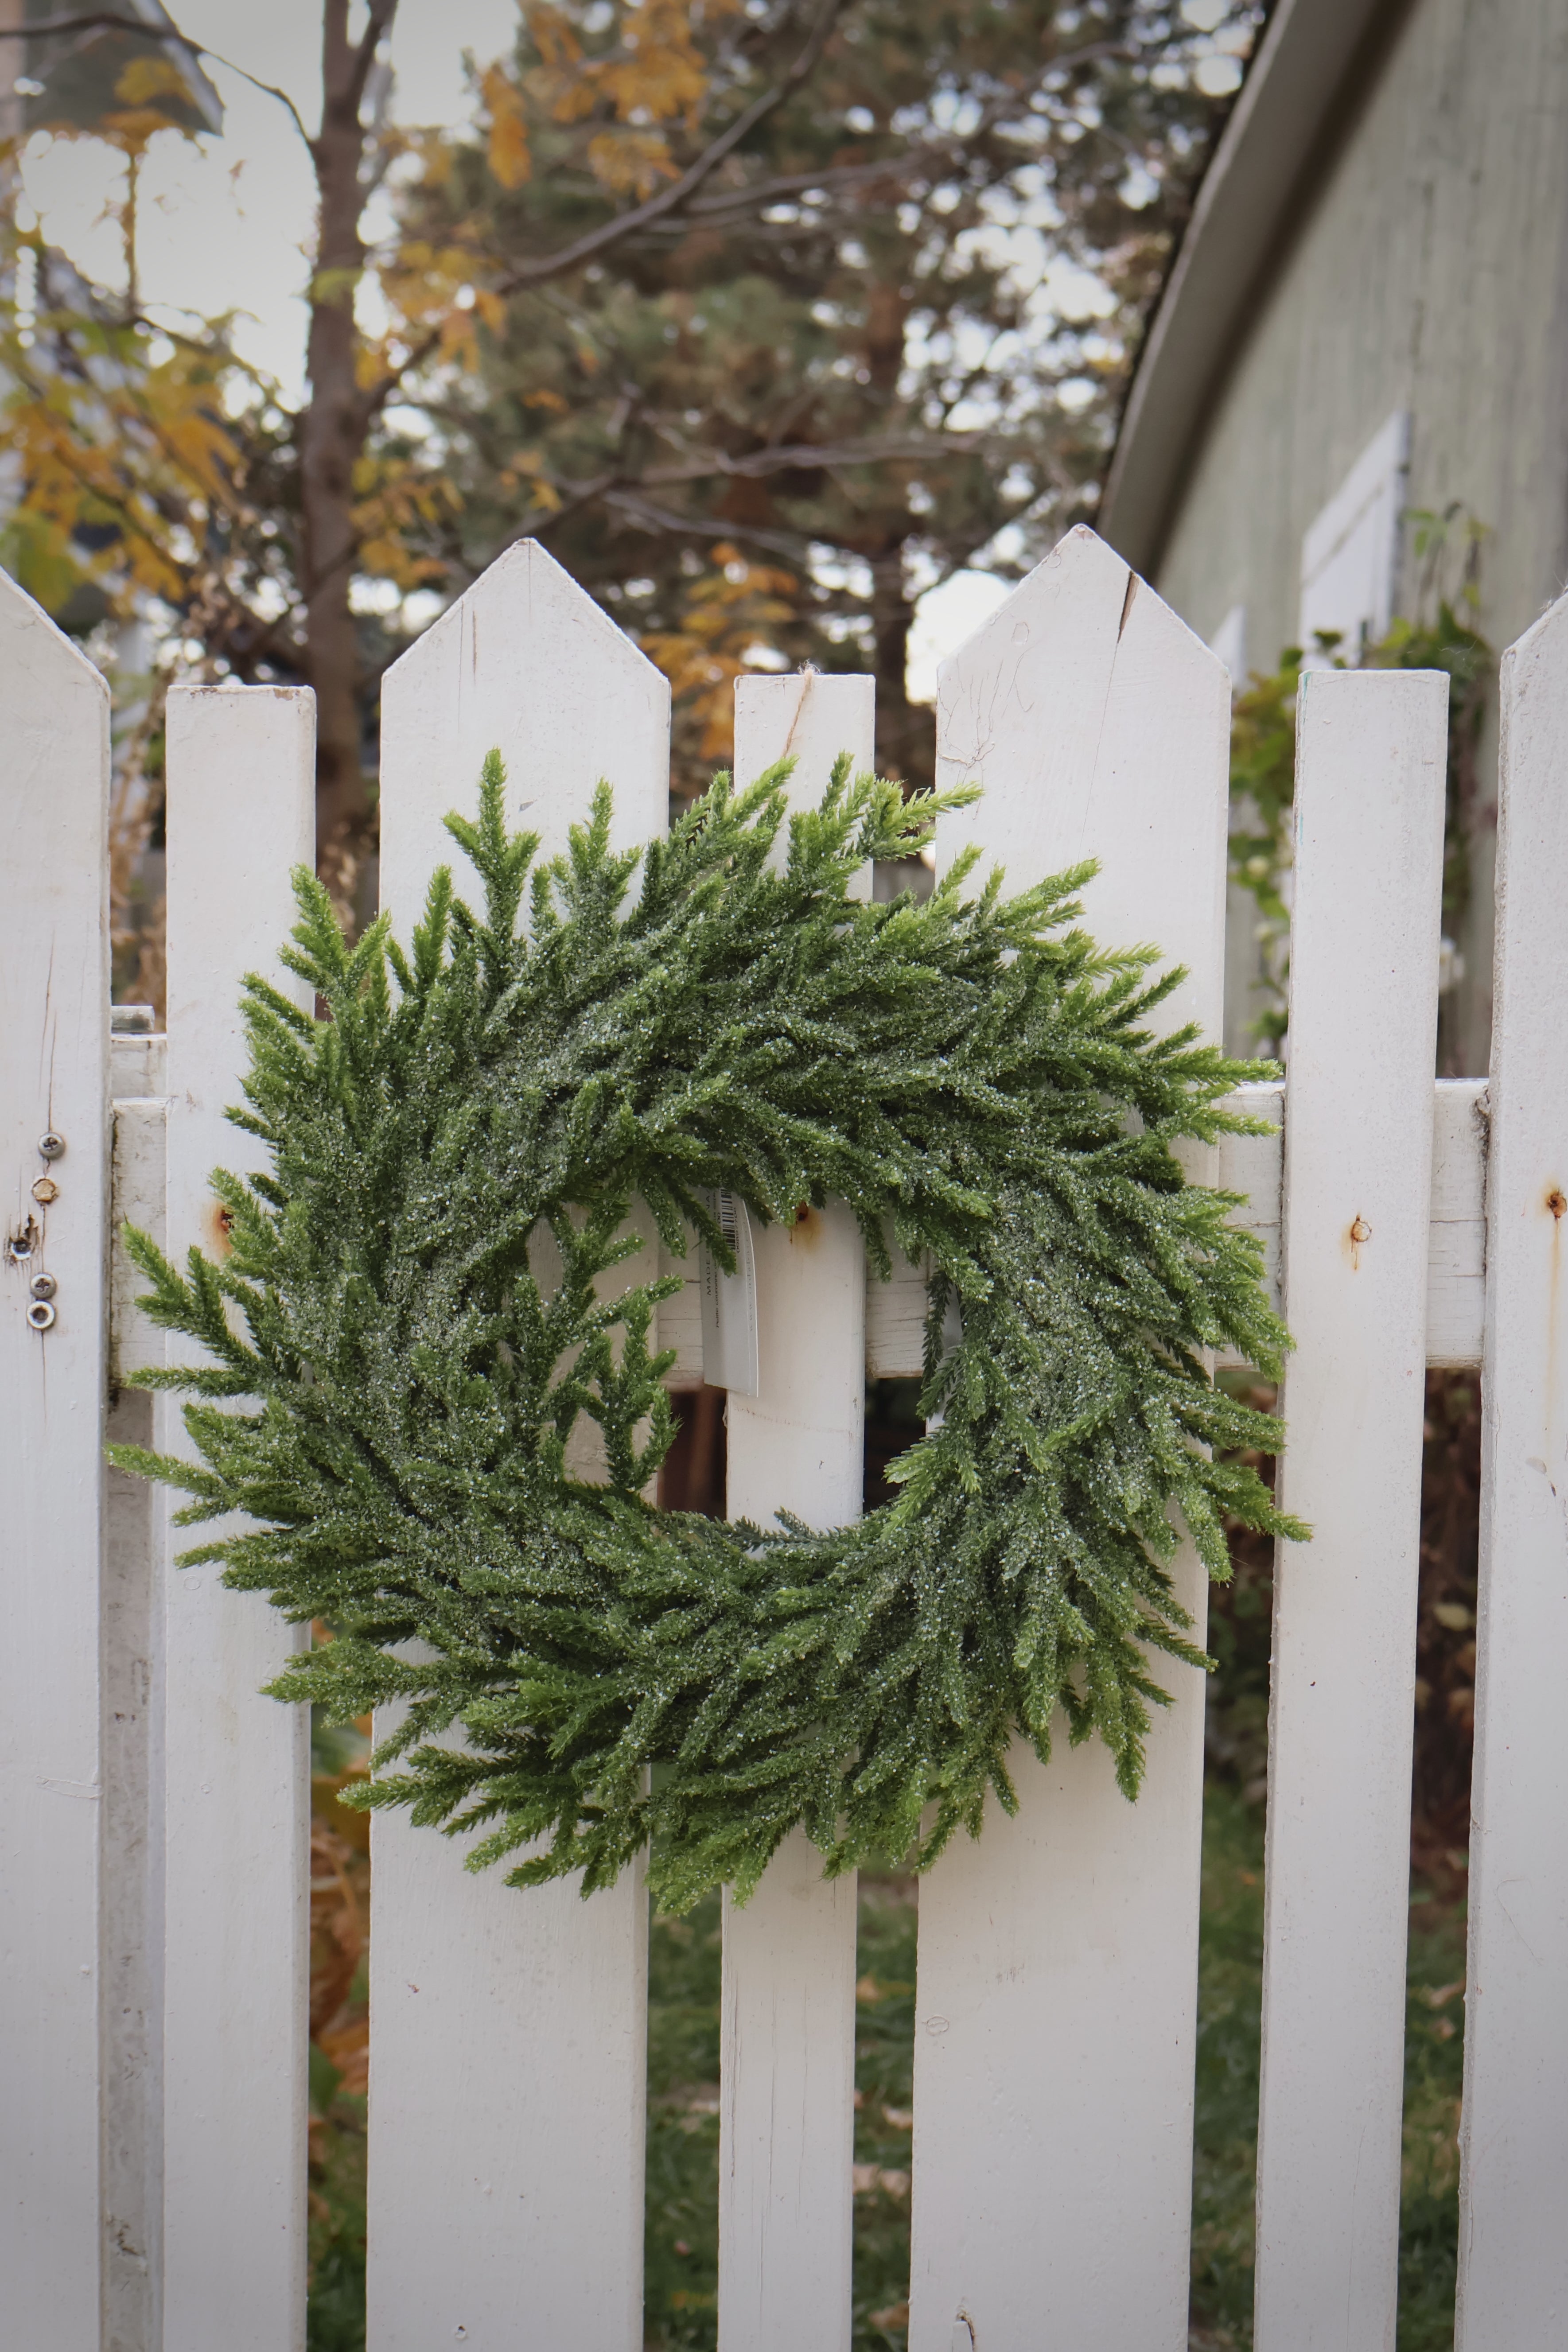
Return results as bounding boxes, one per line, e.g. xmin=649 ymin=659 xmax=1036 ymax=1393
xmin=301 ymin=0 xmax=395 ymax=906
xmin=858 ymin=276 xmax=932 ymax=792
xmin=868 ymin=552 xmax=932 ymax=793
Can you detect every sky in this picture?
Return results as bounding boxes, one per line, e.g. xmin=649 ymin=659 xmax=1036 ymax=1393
xmin=20 ymin=2 xmax=521 ymax=397
xmin=15 ymin=2 xmax=1236 ymax=691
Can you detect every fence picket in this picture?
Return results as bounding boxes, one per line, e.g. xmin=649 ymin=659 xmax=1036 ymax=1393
xmin=104 ymin=1032 xmax=169 ymax=2352
xmin=716 ymin=672 xmax=873 ymax=2352
xmin=15 ymin=524 xmax=1563 ymax=2347
xmin=161 ymin=684 xmax=316 ymax=2352
xmin=1253 ymin=668 xmax=1448 ymax=2349
xmin=1455 ymin=596 xmax=1568 ymax=2347
xmin=369 ymin=540 xmax=668 ymax=2351
xmin=910 ymin=527 xmax=1230 ymax=2351
xmin=0 ymin=577 xmax=109 ymax=2352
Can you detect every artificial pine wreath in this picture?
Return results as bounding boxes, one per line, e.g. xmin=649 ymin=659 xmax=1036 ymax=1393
xmin=113 ymin=751 xmax=1301 ymax=1911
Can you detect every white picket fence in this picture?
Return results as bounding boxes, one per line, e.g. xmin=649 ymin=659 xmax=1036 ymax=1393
xmin=2 ymin=525 xmax=1565 ymax=2352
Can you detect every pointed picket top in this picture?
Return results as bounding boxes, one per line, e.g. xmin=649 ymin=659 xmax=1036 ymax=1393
xmin=935 ymin=522 xmax=1229 ymax=1039
xmin=910 ymin=524 xmax=1231 ymax=2352
xmin=0 ymin=562 xmax=113 ymax=694
xmin=370 ymin=536 xmax=663 ymax=2352
xmin=379 ymin=536 xmax=671 ymax=918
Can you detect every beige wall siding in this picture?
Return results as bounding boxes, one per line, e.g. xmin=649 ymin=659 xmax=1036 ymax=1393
xmin=1154 ymin=0 xmax=1568 ymax=1072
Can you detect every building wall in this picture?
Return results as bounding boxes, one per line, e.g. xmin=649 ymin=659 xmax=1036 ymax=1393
xmin=1152 ymin=0 xmax=1568 ymax=1073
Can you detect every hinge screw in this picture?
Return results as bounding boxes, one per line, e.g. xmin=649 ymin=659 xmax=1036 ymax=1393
xmin=25 ymin=1299 xmax=56 ymax=1331
xmin=28 ymin=1272 xmax=56 ymax=1301
xmin=38 ymin=1132 xmax=66 ymax=1161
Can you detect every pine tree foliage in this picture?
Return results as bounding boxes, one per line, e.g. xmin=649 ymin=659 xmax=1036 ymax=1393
xmin=111 ymin=749 xmax=1302 ymax=1910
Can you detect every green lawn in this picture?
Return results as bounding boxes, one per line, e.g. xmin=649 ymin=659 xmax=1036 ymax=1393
xmin=642 ymin=1788 xmax=1467 ymax=2352
xmin=1190 ymin=1785 xmax=1465 ymax=2350
xmin=644 ymin=1873 xmax=920 ymax=2352
xmin=308 ymin=1785 xmax=1467 ymax=2350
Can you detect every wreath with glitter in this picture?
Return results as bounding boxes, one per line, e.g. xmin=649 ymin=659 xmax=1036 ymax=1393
xmin=110 ymin=750 xmax=1302 ymax=1913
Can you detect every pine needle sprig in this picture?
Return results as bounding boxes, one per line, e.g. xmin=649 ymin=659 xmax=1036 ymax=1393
xmin=110 ymin=748 xmax=1303 ymax=1911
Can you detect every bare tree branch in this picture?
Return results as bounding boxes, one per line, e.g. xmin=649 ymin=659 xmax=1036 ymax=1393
xmin=502 ymin=0 xmax=849 ymax=289
xmin=356 ymin=0 xmax=850 ymax=421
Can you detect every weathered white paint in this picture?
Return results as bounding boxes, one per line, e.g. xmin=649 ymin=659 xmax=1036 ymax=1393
xmin=105 ymin=1026 xmax=171 ymax=2352
xmin=719 ymin=1833 xmax=859 ymax=2350
xmin=0 ymin=573 xmax=109 ymax=2352
xmin=910 ymin=526 xmax=1230 ymax=2352
xmin=370 ymin=542 xmax=668 ymax=2352
xmin=716 ymin=671 xmax=872 ymax=2352
xmin=111 ymin=1092 xmax=169 ymax=1383
xmin=1254 ymin=667 xmax=1447 ymax=2350
xmin=1426 ymin=1077 xmax=1488 ymax=1370
xmin=1456 ymin=595 xmax=1568 ymax=2349
xmin=378 ymin=535 xmax=671 ymax=922
xmin=658 ymin=1232 xmax=704 ymax=1385
xmin=863 ymin=1228 xmax=930 ymax=1384
xmin=161 ymin=684 xmax=315 ymax=2352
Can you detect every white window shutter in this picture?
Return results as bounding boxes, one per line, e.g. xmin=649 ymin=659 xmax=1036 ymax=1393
xmin=1208 ymin=602 xmax=1248 ymax=685
xmin=1298 ymin=411 xmax=1410 ymax=662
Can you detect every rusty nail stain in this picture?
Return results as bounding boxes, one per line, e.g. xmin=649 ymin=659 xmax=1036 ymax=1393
xmin=31 ymin=1176 xmax=58 ymax=1206
xmin=5 ymin=1216 xmax=39 ymax=1264
xmin=1547 ymin=1189 xmax=1566 ymax=1221
xmin=794 ymin=1203 xmax=810 ymax=1224
xmin=1348 ymin=1214 xmax=1371 ymax=1271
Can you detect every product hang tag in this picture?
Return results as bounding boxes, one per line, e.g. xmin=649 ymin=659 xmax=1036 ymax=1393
xmin=698 ymin=1187 xmax=759 ymax=1397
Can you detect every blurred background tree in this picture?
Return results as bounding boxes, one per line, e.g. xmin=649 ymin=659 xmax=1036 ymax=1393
xmin=389 ymin=0 xmax=1254 ymax=795
xmin=0 ymin=0 xmax=1260 ymax=906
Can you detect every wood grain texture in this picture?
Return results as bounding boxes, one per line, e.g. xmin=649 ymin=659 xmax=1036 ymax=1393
xmin=910 ymin=525 xmax=1230 ymax=2352
xmin=111 ymin=1093 xmax=168 ymax=1383
xmin=1456 ymin=597 xmax=1568 ymax=2349
xmin=161 ymin=685 xmax=315 ymax=2352
xmin=1254 ymin=667 xmax=1448 ymax=2351
xmin=105 ymin=1035 xmax=169 ymax=2352
xmin=0 ymin=571 xmax=109 ymax=2352
xmin=716 ymin=673 xmax=872 ymax=2352
xmin=378 ymin=535 xmax=670 ymax=922
xmin=369 ymin=542 xmax=667 ymax=2352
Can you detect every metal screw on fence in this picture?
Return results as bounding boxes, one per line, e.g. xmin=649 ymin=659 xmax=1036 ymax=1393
xmin=28 ymin=1272 xmax=56 ymax=1300
xmin=25 ymin=1300 xmax=56 ymax=1331
xmin=37 ymin=1130 xmax=65 ymax=1159
xmin=31 ymin=1176 xmax=58 ymax=1205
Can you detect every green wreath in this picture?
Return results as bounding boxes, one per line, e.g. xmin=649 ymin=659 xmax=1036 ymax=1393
xmin=113 ymin=751 xmax=1300 ymax=1912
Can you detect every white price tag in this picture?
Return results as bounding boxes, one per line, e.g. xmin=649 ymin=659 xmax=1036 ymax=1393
xmin=698 ymin=1187 xmax=759 ymax=1397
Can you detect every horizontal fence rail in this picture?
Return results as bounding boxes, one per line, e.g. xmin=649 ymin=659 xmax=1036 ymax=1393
xmin=657 ymin=1076 xmax=1493 ymax=1387
xmin=4 ymin=527 xmax=1565 ymax=2352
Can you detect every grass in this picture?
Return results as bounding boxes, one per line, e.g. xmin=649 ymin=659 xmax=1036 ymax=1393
xmin=305 ymin=1790 xmax=1468 ymax=2352
xmin=642 ymin=1873 xmax=920 ymax=2352
xmin=1189 ymin=1783 xmax=1467 ymax=2349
